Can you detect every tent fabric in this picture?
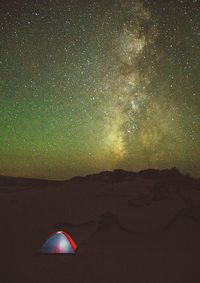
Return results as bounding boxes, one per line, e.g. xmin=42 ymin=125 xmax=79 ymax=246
xmin=40 ymin=231 xmax=77 ymax=254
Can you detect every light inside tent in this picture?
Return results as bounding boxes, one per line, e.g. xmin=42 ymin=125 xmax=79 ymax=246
xmin=40 ymin=231 xmax=77 ymax=254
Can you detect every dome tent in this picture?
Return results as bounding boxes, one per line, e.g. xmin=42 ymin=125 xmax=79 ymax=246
xmin=40 ymin=231 xmax=77 ymax=254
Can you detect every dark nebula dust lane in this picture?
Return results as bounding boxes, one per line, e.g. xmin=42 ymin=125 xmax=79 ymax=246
xmin=0 ymin=0 xmax=200 ymax=179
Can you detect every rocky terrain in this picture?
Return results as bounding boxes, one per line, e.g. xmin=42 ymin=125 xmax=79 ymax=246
xmin=1 ymin=168 xmax=200 ymax=283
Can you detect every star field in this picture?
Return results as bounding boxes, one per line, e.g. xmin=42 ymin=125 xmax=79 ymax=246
xmin=0 ymin=0 xmax=200 ymax=179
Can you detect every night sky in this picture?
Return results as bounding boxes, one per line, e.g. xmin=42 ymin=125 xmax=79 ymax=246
xmin=0 ymin=0 xmax=200 ymax=180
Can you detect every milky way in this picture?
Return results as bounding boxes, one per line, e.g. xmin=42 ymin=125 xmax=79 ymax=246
xmin=0 ymin=0 xmax=200 ymax=179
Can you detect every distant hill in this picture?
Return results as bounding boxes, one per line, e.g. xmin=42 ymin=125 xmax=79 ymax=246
xmin=0 ymin=167 xmax=198 ymax=187
xmin=68 ymin=167 xmax=199 ymax=185
xmin=0 ymin=175 xmax=61 ymax=193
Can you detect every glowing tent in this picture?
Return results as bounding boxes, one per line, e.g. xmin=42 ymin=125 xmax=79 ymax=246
xmin=40 ymin=231 xmax=77 ymax=254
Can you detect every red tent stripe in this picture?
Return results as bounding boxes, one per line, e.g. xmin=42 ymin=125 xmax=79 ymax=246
xmin=62 ymin=231 xmax=77 ymax=251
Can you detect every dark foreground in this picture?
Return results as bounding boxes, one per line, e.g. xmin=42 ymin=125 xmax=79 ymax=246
xmin=1 ymin=169 xmax=200 ymax=283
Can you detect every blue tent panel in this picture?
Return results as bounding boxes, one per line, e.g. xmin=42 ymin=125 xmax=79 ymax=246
xmin=40 ymin=231 xmax=76 ymax=254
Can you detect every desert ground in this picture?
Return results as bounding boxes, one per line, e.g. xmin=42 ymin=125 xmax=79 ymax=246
xmin=1 ymin=168 xmax=200 ymax=283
